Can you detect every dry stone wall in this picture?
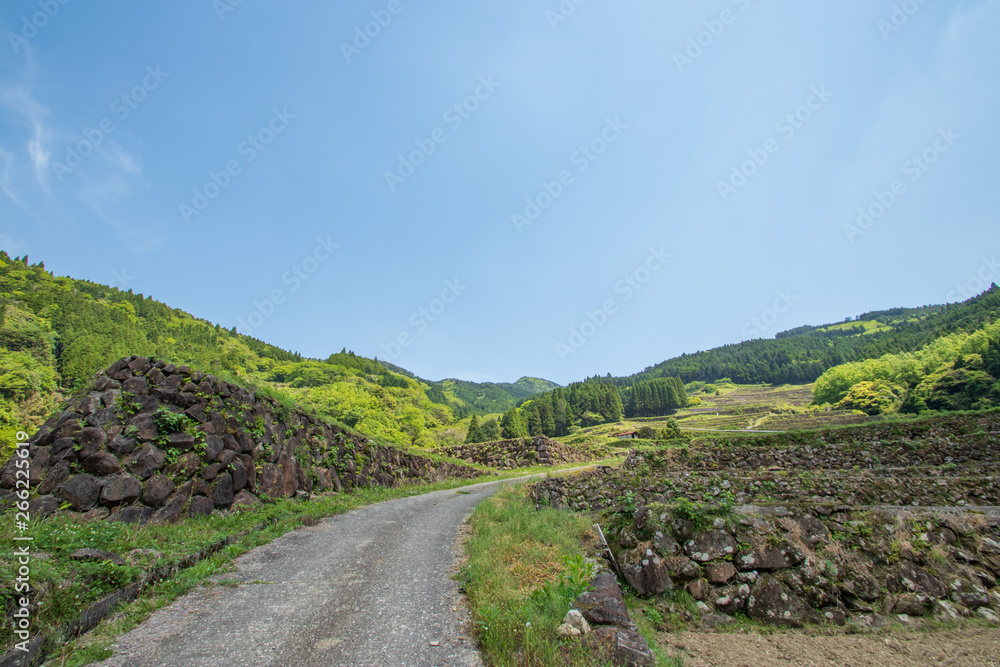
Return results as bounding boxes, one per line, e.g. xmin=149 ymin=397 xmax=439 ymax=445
xmin=532 ymin=413 xmax=1000 ymax=630
xmin=0 ymin=356 xmax=482 ymax=524
xmin=439 ymin=436 xmax=593 ymax=470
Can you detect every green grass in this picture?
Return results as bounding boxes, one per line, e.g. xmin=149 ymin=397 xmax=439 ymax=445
xmin=460 ymin=485 xmax=605 ymax=666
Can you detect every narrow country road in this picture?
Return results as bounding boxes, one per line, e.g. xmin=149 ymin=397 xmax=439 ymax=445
xmin=92 ymin=471 xmax=588 ymax=667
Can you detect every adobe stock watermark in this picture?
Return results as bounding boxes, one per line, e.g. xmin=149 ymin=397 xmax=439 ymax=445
xmin=555 ymin=246 xmax=670 ymax=362
xmin=110 ymin=267 xmax=134 ymax=291
xmin=7 ymin=0 xmax=71 ymax=54
xmin=511 ymin=117 xmax=627 ymax=234
xmin=844 ymin=126 xmax=959 ymax=244
xmin=236 ymin=236 xmax=340 ymax=335
xmin=179 ymin=107 xmax=295 ymax=224
xmin=384 ymin=76 xmax=501 ymax=192
xmin=741 ymin=289 xmax=799 ymax=339
xmin=673 ymin=0 xmax=752 ymax=73
xmin=947 ymin=256 xmax=999 ymax=302
xmin=12 ymin=429 xmax=33 ymax=653
xmin=341 ymin=0 xmax=410 ymax=64
xmin=546 ymin=0 xmax=589 ymax=31
xmin=878 ymin=0 xmax=931 ymax=41
xmin=214 ymin=0 xmax=246 ymax=21
xmin=51 ymin=65 xmax=169 ymax=182
xmin=717 ymin=85 xmax=833 ymax=202
xmin=380 ymin=279 xmax=468 ymax=361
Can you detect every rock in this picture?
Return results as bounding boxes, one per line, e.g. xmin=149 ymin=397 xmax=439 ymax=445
xmin=704 ymin=562 xmax=737 ymax=584
xmin=78 ymin=426 xmax=108 ymax=449
xmin=563 ymin=609 xmax=591 ymax=635
xmin=684 ymin=530 xmax=737 ymax=562
xmin=27 ymin=495 xmax=60 ymax=519
xmin=687 ymin=579 xmax=710 ymax=601
xmin=231 ymin=489 xmax=263 ymax=510
xmin=585 ymin=626 xmax=655 ymax=667
xmin=701 ymin=612 xmax=735 ymax=630
xmin=49 ymin=437 xmax=77 ymax=465
xmin=122 ymin=376 xmax=148 ymax=395
xmin=622 ymin=554 xmax=671 ymax=597
xmin=56 ymin=474 xmax=101 ymax=511
xmin=978 ymin=607 xmax=1000 ymax=623
xmin=736 ymin=543 xmax=804 ymax=571
xmin=789 ymin=515 xmax=830 ymax=547
xmin=887 ymin=562 xmax=946 ymax=599
xmin=666 ymin=558 xmax=701 ymax=581
xmin=128 ymin=414 xmax=159 ymax=442
xmin=37 ymin=461 xmax=71 ymax=496
xmin=217 ymin=449 xmax=238 ymax=466
xmin=574 ymin=572 xmax=634 ymax=628
xmin=110 ymin=506 xmax=155 ymax=524
xmin=124 ymin=445 xmax=167 ymax=480
xmin=556 ymin=623 xmax=582 ymax=637
xmin=107 ymin=435 xmax=137 ymax=457
xmin=70 ymin=548 xmax=126 ymax=566
xmin=99 ymin=475 xmax=142 ymax=506
xmin=213 ymin=472 xmax=234 ymax=507
xmin=894 ymin=594 xmax=930 ymax=616
xmin=746 ymin=576 xmax=817 ymax=627
xmin=165 ymin=432 xmax=195 ymax=450
xmin=204 ymin=434 xmax=224 ymax=462
xmin=652 ymin=530 xmax=680 ymax=556
xmin=949 ymin=578 xmax=989 ymax=609
xmin=189 ymin=496 xmax=215 ymax=516
xmin=82 ymin=452 xmax=123 ymax=476
xmin=141 ymin=474 xmax=175 ymax=507
xmin=932 ymin=599 xmax=967 ymax=622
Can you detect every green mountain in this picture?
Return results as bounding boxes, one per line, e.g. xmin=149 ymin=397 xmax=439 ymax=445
xmin=624 ymin=286 xmax=1000 ymax=385
xmin=0 ymin=253 xmax=554 ymax=450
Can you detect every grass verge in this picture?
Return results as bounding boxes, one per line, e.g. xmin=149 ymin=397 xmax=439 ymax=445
xmin=460 ymin=485 xmax=603 ymax=666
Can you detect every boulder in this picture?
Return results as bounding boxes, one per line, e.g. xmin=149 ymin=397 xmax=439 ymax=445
xmin=37 ymin=461 xmax=71 ymax=496
xmin=684 ymin=530 xmax=737 ymax=562
xmin=82 ymin=452 xmax=122 ymax=476
xmin=231 ymin=490 xmax=263 ymax=510
xmin=203 ymin=434 xmax=224 ymax=462
xmin=108 ymin=435 xmax=137 ymax=457
xmin=124 ymin=445 xmax=167 ymax=480
xmin=622 ymin=552 xmax=671 ymax=597
xmin=56 ymin=474 xmax=101 ymax=511
xmin=574 ymin=572 xmax=634 ymax=628
xmin=141 ymin=474 xmax=175 ymax=507
xmin=213 ymin=472 xmax=234 ymax=507
xmin=128 ymin=413 xmax=160 ymax=442
xmin=189 ymin=496 xmax=215 ymax=516
xmin=585 ymin=626 xmax=655 ymax=667
xmin=736 ymin=543 xmax=804 ymax=571
xmin=887 ymin=562 xmax=946 ymax=599
xmin=704 ymin=562 xmax=737 ymax=584
xmin=27 ymin=495 xmax=60 ymax=519
xmin=99 ymin=475 xmax=142 ymax=506
xmin=687 ymin=578 xmax=711 ymax=601
xmin=949 ymin=578 xmax=989 ymax=609
xmin=746 ymin=576 xmax=818 ymax=627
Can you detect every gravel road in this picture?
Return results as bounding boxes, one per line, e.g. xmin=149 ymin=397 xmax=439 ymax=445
xmin=91 ymin=473 xmax=577 ymax=667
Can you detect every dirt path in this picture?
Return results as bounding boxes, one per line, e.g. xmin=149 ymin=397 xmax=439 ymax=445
xmin=660 ymin=627 xmax=1000 ymax=666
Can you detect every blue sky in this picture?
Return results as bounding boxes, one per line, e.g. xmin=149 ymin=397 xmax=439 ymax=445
xmin=1 ymin=0 xmax=998 ymax=386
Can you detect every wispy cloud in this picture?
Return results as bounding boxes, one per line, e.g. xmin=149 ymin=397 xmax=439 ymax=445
xmin=0 ymin=82 xmax=53 ymax=189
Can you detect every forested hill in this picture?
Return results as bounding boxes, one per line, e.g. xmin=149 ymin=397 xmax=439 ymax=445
xmin=624 ymin=286 xmax=1000 ymax=385
xmin=0 ymin=253 xmax=552 ymax=447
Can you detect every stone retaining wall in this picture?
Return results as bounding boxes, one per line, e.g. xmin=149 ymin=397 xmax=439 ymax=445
xmin=0 ymin=356 xmax=482 ymax=524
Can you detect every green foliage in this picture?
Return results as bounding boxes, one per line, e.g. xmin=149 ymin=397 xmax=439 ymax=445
xmin=465 ymin=414 xmax=481 ymax=444
xmin=815 ymin=316 xmax=1000 ymax=415
xmin=500 ymin=407 xmax=529 ymax=439
xmin=660 ymin=418 xmax=682 ymax=439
